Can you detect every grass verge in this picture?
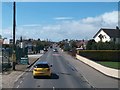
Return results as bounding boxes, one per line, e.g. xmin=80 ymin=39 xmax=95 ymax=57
xmin=97 ymin=61 xmax=120 ymax=69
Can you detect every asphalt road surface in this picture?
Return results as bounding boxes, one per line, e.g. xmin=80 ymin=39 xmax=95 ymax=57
xmin=14 ymin=48 xmax=92 ymax=88
xmin=14 ymin=48 xmax=119 ymax=89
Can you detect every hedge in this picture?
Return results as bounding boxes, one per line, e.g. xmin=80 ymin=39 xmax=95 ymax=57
xmin=77 ymin=50 xmax=120 ymax=62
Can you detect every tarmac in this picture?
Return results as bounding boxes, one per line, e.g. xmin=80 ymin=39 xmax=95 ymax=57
xmin=2 ymin=54 xmax=42 ymax=88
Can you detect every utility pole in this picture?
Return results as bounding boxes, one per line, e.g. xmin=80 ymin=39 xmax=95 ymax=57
xmin=12 ymin=1 xmax=16 ymax=70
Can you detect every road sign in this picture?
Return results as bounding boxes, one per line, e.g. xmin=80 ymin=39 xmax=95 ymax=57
xmin=20 ymin=57 xmax=29 ymax=65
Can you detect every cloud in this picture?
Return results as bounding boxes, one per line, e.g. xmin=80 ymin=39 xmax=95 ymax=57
xmin=101 ymin=11 xmax=118 ymax=26
xmin=2 ymin=11 xmax=118 ymax=41
xmin=2 ymin=27 xmax=13 ymax=38
xmin=82 ymin=11 xmax=118 ymax=27
xmin=21 ymin=24 xmax=42 ymax=27
xmin=54 ymin=17 xmax=73 ymax=20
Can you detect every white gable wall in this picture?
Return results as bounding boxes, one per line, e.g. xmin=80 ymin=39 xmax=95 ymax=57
xmin=94 ymin=30 xmax=111 ymax=42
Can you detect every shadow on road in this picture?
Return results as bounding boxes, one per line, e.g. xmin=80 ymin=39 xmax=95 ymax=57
xmin=33 ymin=73 xmax=59 ymax=79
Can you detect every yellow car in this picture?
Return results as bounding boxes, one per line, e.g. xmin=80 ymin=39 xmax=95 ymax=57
xmin=33 ymin=61 xmax=52 ymax=78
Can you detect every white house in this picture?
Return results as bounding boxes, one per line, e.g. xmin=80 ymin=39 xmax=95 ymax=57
xmin=93 ymin=28 xmax=120 ymax=44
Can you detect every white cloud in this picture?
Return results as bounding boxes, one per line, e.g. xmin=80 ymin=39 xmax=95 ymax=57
xmin=54 ymin=17 xmax=73 ymax=20
xmin=82 ymin=11 xmax=118 ymax=27
xmin=101 ymin=11 xmax=118 ymax=26
xmin=2 ymin=11 xmax=118 ymax=41
xmin=2 ymin=27 xmax=13 ymax=38
xmin=22 ymin=24 xmax=42 ymax=27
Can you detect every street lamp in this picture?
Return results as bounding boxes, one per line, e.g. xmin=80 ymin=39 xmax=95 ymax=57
xmin=12 ymin=1 xmax=16 ymax=70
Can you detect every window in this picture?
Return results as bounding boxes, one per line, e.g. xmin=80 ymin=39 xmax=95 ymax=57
xmin=35 ymin=64 xmax=49 ymax=68
xmin=113 ymin=38 xmax=116 ymax=42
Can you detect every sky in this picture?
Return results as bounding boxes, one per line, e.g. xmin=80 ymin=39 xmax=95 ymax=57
xmin=1 ymin=2 xmax=119 ymax=42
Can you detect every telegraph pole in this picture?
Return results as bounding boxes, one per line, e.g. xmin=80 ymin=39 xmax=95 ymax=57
xmin=12 ymin=1 xmax=16 ymax=70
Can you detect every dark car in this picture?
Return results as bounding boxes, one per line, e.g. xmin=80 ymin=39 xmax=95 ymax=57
xmin=53 ymin=49 xmax=58 ymax=52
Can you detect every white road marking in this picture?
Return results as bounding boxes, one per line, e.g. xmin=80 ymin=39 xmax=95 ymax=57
xmin=52 ymin=54 xmax=60 ymax=56
xmin=17 ymin=85 xmax=19 ymax=88
xmin=20 ymin=81 xmax=23 ymax=84
xmin=53 ymin=87 xmax=55 ymax=90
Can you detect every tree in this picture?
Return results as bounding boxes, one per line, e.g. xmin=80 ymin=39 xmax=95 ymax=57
xmin=38 ymin=38 xmax=41 ymax=41
xmin=86 ymin=39 xmax=120 ymax=50
xmin=0 ymin=35 xmax=2 ymax=39
xmin=86 ymin=39 xmax=96 ymax=50
xmin=70 ymin=40 xmax=77 ymax=48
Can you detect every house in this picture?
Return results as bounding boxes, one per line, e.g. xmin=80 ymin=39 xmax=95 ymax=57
xmin=16 ymin=38 xmax=37 ymax=54
xmin=9 ymin=39 xmax=13 ymax=44
xmin=93 ymin=28 xmax=120 ymax=44
xmin=76 ymin=40 xmax=88 ymax=50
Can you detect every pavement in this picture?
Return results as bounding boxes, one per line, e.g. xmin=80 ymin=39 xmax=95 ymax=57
xmin=2 ymin=54 xmax=43 ymax=88
xmin=76 ymin=54 xmax=119 ymax=79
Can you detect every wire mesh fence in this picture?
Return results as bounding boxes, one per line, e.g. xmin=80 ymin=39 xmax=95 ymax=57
xmin=2 ymin=49 xmax=12 ymax=71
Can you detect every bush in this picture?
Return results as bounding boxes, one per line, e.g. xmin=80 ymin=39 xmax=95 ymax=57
xmin=78 ymin=50 xmax=120 ymax=62
xmin=86 ymin=39 xmax=120 ymax=50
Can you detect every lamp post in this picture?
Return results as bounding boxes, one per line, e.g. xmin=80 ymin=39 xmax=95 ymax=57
xmin=12 ymin=1 xmax=16 ymax=70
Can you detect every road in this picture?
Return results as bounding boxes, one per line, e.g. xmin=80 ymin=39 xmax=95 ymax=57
xmin=14 ymin=48 xmax=92 ymax=88
xmin=13 ymin=48 xmax=119 ymax=88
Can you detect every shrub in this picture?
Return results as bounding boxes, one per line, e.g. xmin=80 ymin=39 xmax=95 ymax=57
xmin=78 ymin=50 xmax=120 ymax=62
xmin=86 ymin=39 xmax=120 ymax=50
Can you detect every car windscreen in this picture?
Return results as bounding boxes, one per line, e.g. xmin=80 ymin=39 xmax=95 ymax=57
xmin=35 ymin=64 xmax=49 ymax=68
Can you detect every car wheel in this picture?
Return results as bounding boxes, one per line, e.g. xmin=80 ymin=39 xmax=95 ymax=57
xmin=49 ymin=74 xmax=52 ymax=78
xmin=33 ymin=76 xmax=36 ymax=78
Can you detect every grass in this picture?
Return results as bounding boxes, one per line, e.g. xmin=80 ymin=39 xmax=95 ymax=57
xmin=97 ymin=61 xmax=120 ymax=69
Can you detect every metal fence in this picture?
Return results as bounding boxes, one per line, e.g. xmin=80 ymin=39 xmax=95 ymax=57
xmin=2 ymin=49 xmax=12 ymax=71
xmin=16 ymin=46 xmax=28 ymax=64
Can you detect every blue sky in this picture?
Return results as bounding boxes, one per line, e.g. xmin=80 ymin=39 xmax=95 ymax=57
xmin=2 ymin=2 xmax=118 ymax=41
